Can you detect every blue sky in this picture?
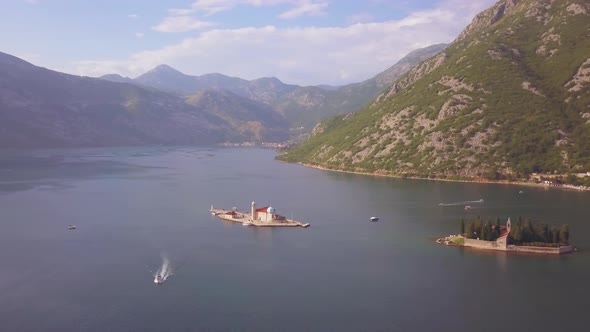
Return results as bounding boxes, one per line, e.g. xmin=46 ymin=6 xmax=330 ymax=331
xmin=2 ymin=0 xmax=497 ymax=85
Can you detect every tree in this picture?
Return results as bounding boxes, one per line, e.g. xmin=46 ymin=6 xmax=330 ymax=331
xmin=465 ymin=222 xmax=474 ymax=239
xmin=510 ymin=224 xmax=522 ymax=244
xmin=559 ymin=224 xmax=570 ymax=244
xmin=523 ymin=218 xmax=534 ymax=243
xmin=486 ymin=222 xmax=496 ymax=241
xmin=534 ymin=223 xmax=549 ymax=243
xmin=550 ymin=225 xmax=560 ymax=243
xmin=460 ymin=219 xmax=465 ymax=235
xmin=480 ymin=223 xmax=487 ymax=240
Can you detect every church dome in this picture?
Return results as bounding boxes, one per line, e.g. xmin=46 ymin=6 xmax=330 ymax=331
xmin=267 ymin=207 xmax=276 ymax=214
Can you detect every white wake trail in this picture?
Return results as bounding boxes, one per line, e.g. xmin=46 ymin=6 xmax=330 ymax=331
xmin=154 ymin=255 xmax=174 ymax=282
xmin=438 ymin=199 xmax=484 ymax=206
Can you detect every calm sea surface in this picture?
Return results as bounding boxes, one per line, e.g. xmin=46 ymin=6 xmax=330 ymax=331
xmin=0 ymin=147 xmax=588 ymax=332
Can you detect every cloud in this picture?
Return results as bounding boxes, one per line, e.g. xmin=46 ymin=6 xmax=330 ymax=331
xmin=17 ymin=53 xmax=41 ymax=63
xmin=135 ymin=32 xmax=145 ymax=38
xmin=172 ymin=0 xmax=329 ymax=18
xmin=128 ymin=14 xmax=140 ymax=19
xmin=277 ymin=1 xmax=328 ymax=19
xmin=72 ymin=0 xmax=497 ymax=85
xmin=152 ymin=16 xmax=217 ymax=33
xmin=346 ymin=12 xmax=374 ymax=24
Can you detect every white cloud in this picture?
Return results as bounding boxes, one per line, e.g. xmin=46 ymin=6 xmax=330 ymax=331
xmin=278 ymin=1 xmax=328 ymax=19
xmin=172 ymin=0 xmax=329 ymax=18
xmin=71 ymin=0 xmax=496 ymax=85
xmin=347 ymin=12 xmax=374 ymax=24
xmin=135 ymin=32 xmax=145 ymax=38
xmin=17 ymin=53 xmax=41 ymax=63
xmin=128 ymin=14 xmax=140 ymax=19
xmin=152 ymin=16 xmax=217 ymax=33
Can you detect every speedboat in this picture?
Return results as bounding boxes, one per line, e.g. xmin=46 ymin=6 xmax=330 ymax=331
xmin=154 ymin=275 xmax=163 ymax=284
xmin=242 ymin=221 xmax=253 ymax=226
xmin=370 ymin=217 xmax=379 ymax=222
xmin=464 ymin=205 xmax=472 ymax=210
xmin=67 ymin=224 xmax=76 ymax=230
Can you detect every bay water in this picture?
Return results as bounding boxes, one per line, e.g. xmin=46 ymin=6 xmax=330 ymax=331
xmin=0 ymin=147 xmax=588 ymax=331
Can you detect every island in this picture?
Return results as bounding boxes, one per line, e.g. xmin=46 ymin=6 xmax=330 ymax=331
xmin=210 ymin=202 xmax=310 ymax=228
xmin=437 ymin=217 xmax=574 ymax=255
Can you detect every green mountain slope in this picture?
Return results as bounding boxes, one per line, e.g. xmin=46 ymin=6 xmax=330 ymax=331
xmin=279 ymin=0 xmax=590 ymax=179
xmin=274 ymin=44 xmax=448 ymax=129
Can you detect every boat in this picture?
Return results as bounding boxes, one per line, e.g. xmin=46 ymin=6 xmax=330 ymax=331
xmin=518 ymin=190 xmax=524 ymax=194
xmin=67 ymin=224 xmax=76 ymax=230
xmin=242 ymin=221 xmax=253 ymax=226
xmin=301 ymin=223 xmax=310 ymax=228
xmin=464 ymin=205 xmax=472 ymax=210
xmin=370 ymin=217 xmax=379 ymax=222
xmin=154 ymin=275 xmax=163 ymax=284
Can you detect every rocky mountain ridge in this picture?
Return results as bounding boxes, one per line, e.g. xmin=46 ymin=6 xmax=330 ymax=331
xmin=280 ymin=0 xmax=590 ymax=180
xmin=101 ymin=44 xmax=447 ymax=129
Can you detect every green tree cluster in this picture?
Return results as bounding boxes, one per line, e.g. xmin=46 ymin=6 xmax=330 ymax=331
xmin=462 ymin=216 xmax=503 ymax=241
xmin=460 ymin=216 xmax=571 ymax=246
xmin=508 ymin=217 xmax=569 ymax=245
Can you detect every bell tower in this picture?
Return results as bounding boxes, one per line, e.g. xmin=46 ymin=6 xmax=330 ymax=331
xmin=506 ymin=217 xmax=512 ymax=233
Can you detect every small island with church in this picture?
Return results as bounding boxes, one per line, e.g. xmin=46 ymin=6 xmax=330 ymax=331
xmin=436 ymin=217 xmax=574 ymax=255
xmin=210 ymin=202 xmax=310 ymax=228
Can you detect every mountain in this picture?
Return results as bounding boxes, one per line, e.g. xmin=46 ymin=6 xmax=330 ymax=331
xmin=185 ymin=89 xmax=288 ymax=142
xmin=99 ymin=74 xmax=134 ymax=84
xmin=279 ymin=0 xmax=590 ymax=180
xmin=103 ymin=44 xmax=447 ymax=130
xmin=0 ymin=52 xmax=286 ymax=148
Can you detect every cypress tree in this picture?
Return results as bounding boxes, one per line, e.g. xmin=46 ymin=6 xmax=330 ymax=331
xmin=460 ymin=219 xmax=465 ymax=235
xmin=559 ymin=224 xmax=570 ymax=244
xmin=465 ymin=222 xmax=474 ymax=239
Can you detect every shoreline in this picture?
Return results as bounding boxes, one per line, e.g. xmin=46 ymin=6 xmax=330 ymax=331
xmin=292 ymin=162 xmax=588 ymax=192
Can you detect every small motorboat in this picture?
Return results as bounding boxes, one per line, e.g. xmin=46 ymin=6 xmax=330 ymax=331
xmin=464 ymin=205 xmax=472 ymax=210
xmin=370 ymin=217 xmax=379 ymax=222
xmin=301 ymin=223 xmax=310 ymax=228
xmin=154 ymin=275 xmax=163 ymax=284
xmin=67 ymin=224 xmax=76 ymax=230
xmin=242 ymin=221 xmax=253 ymax=226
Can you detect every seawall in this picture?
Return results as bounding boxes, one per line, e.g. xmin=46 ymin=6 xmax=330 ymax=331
xmin=464 ymin=238 xmax=505 ymax=251
xmin=462 ymin=238 xmax=573 ymax=255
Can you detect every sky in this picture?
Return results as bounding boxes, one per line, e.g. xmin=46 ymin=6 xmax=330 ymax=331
xmin=2 ymin=0 xmax=497 ymax=86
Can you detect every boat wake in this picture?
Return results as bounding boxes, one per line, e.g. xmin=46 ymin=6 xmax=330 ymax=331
xmin=154 ymin=255 xmax=173 ymax=284
xmin=438 ymin=199 xmax=484 ymax=207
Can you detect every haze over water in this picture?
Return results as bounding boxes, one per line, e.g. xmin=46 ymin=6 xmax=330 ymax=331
xmin=0 ymin=147 xmax=588 ymax=331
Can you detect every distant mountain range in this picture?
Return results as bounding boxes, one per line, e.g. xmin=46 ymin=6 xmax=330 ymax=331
xmin=279 ymin=0 xmax=590 ymax=179
xmin=0 ymin=52 xmax=287 ymax=148
xmin=0 ymin=43 xmax=447 ymax=148
xmin=100 ymin=44 xmax=447 ymax=129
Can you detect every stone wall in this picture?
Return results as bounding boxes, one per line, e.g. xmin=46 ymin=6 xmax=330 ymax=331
xmin=508 ymin=245 xmax=573 ymax=254
xmin=463 ymin=238 xmax=574 ymax=254
xmin=464 ymin=238 xmax=506 ymax=251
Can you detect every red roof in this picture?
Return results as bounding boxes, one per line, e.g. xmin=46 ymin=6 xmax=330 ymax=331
xmin=255 ymin=206 xmax=269 ymax=212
